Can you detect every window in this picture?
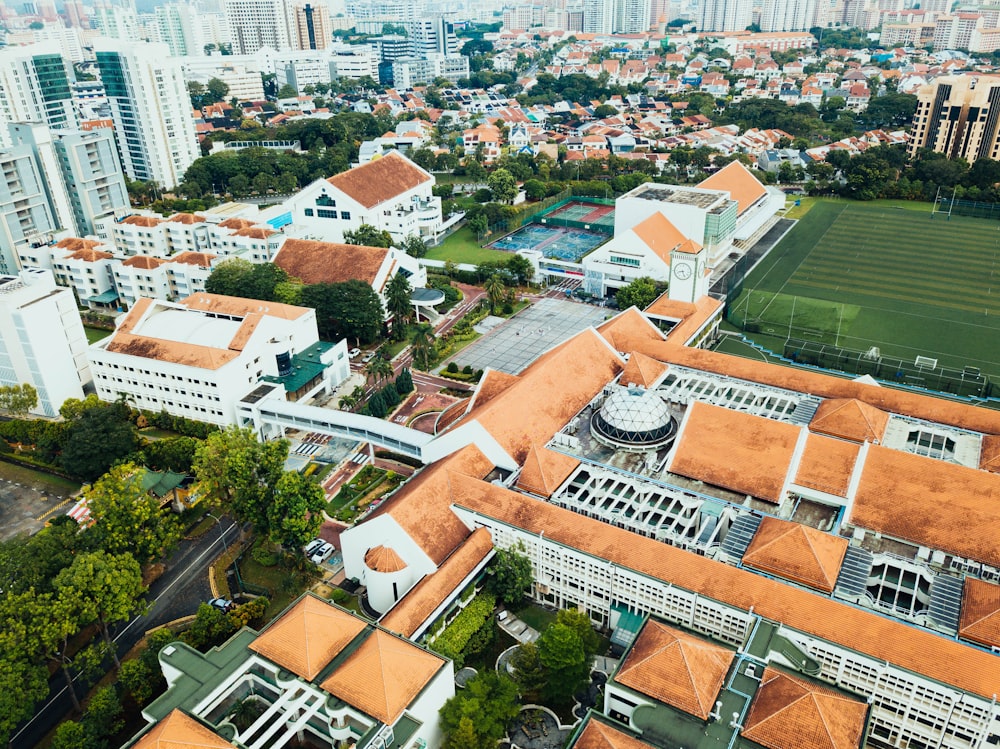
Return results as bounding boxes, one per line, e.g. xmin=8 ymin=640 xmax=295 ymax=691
xmin=340 ymin=211 xmax=351 ymax=220
xmin=316 ymin=195 xmax=336 ymax=207
xmin=317 ymin=209 xmax=337 ymax=219
xmin=304 ymin=208 xmax=314 ymax=216
xmin=610 ymin=255 xmax=641 ymax=268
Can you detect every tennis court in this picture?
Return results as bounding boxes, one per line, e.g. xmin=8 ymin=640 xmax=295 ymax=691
xmin=546 ymin=201 xmax=617 ymax=228
xmin=490 ymin=224 xmax=607 ymax=262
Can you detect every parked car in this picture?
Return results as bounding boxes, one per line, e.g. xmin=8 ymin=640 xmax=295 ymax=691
xmin=349 ymin=347 xmax=361 ymax=359
xmin=303 ymin=538 xmax=323 ymax=556
xmin=208 ymin=597 xmax=235 ymax=612
xmin=310 ymin=542 xmax=334 ymax=565
xmin=361 ymin=351 xmax=376 ymax=363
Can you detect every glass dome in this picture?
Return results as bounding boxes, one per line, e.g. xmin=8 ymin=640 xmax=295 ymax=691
xmin=592 ymin=386 xmax=676 ymax=449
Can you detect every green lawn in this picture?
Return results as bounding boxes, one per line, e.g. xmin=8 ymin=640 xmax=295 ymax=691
xmin=426 ymin=226 xmax=510 ymax=265
xmin=84 ymin=325 xmax=112 ymax=344
xmin=0 ymin=460 xmax=80 ymax=495
xmin=733 ymin=200 xmax=1000 ymax=380
xmin=513 ymin=603 xmax=557 ymax=633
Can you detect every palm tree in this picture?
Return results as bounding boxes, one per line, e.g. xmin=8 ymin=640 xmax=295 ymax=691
xmin=338 ymin=394 xmax=358 ymax=411
xmin=411 ymin=326 xmax=435 ymax=371
xmin=365 ymin=354 xmax=393 ymax=386
xmin=385 ymin=273 xmax=413 ymax=340
xmin=485 ymin=274 xmax=505 ymax=314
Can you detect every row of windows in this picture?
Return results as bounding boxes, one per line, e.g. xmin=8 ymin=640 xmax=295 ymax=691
xmin=304 ymin=208 xmax=352 ymax=221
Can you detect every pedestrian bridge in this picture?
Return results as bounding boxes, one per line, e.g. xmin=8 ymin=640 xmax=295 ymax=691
xmin=239 ymin=384 xmax=516 ymax=470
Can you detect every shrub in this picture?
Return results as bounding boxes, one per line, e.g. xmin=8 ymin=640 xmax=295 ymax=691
xmin=462 ymin=365 xmax=473 ymax=375
xmin=332 ymin=588 xmax=350 ymax=604
xmin=251 ymin=539 xmax=280 ymax=566
xmin=446 ymin=361 xmax=459 ymax=373
xmin=431 ymin=592 xmax=496 ymax=663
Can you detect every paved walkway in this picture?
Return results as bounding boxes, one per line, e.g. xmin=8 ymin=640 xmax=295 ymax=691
xmin=498 ymin=611 xmax=540 ymax=643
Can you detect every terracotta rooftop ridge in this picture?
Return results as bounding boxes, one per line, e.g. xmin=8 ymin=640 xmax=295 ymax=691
xmin=326 ymin=151 xmax=431 ymax=210
xmin=809 ymin=398 xmax=890 ymax=443
xmin=620 ymin=351 xmax=668 ymax=389
xmin=131 ymin=708 xmax=235 ymax=749
xmin=365 ymin=545 xmax=408 ymax=573
xmin=516 ymin=443 xmax=580 ymax=497
xmin=274 ymin=238 xmax=389 ymax=286
xmin=959 ymin=577 xmax=1000 ymax=649
xmin=742 ymin=516 xmax=848 ymax=593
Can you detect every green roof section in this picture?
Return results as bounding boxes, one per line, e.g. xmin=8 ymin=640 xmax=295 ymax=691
xmin=140 ymin=468 xmax=187 ymax=498
xmin=263 ymin=341 xmax=335 ymax=395
xmin=89 ymin=289 xmax=120 ymax=303
xmin=142 ymin=629 xmax=258 ymax=724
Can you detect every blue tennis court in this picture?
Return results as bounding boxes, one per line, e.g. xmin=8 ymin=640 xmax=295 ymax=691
xmin=490 ymin=224 xmax=606 ymax=262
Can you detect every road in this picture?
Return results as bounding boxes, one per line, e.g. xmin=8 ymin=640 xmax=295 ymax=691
xmin=10 ymin=517 xmax=240 ymax=749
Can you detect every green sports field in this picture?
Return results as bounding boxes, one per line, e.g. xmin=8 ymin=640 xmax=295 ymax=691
xmin=730 ymin=200 xmax=1000 ymax=379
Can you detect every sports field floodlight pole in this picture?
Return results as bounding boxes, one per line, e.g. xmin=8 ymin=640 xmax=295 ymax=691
xmin=789 ymin=295 xmax=796 ymax=339
xmin=949 ymin=187 xmax=957 ymax=220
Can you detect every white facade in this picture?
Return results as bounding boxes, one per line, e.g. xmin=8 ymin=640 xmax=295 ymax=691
xmin=761 ymin=0 xmax=817 ymax=30
xmin=94 ymin=39 xmax=200 ymax=189
xmin=0 ymin=42 xmax=78 ymax=149
xmin=225 ymin=0 xmax=291 ymax=53
xmin=156 ymin=3 xmax=207 ymax=57
xmin=89 ymin=294 xmax=348 ymax=425
xmin=0 ymin=268 xmax=91 ymax=416
xmin=390 ymin=54 xmax=469 ymax=89
xmin=583 ymin=0 xmax=614 ymax=33
xmin=31 ymin=25 xmax=86 ymax=64
xmin=699 ymin=0 xmax=753 ymax=31
xmin=328 ymin=43 xmax=379 ymax=80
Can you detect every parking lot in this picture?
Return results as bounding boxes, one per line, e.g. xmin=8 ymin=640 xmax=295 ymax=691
xmin=0 ymin=462 xmax=79 ymax=541
xmin=444 ymin=298 xmax=611 ymax=374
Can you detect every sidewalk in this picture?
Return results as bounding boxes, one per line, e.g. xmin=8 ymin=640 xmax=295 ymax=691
xmin=498 ymin=611 xmax=540 ymax=644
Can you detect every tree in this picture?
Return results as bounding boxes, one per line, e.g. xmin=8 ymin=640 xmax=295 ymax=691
xmin=0 ymin=383 xmax=37 ymax=416
xmin=85 ymin=464 xmax=182 ymax=564
xmin=206 ymin=77 xmax=230 ymax=103
xmin=446 ymin=716 xmax=479 ymax=749
xmin=277 ymin=83 xmax=298 ymax=98
xmin=523 ymin=179 xmax=546 ymax=201
xmin=467 ymin=213 xmax=488 ymax=237
xmin=364 ymin=353 xmax=394 ymax=386
xmin=0 ymin=651 xmax=48 ymax=745
xmin=55 ymin=551 xmax=147 ymax=668
xmin=268 ymin=472 xmax=325 ymax=550
xmin=615 ymin=276 xmax=659 ymax=311
xmin=51 ymin=721 xmax=89 ymax=749
xmin=343 ymin=223 xmax=393 ymax=248
xmin=485 ymin=543 xmax=532 ymax=606
xmin=439 ymin=671 xmax=520 ymax=749
xmin=593 ymin=103 xmax=618 ymax=118
xmin=60 ymin=402 xmax=139 ymax=481
xmin=395 ymin=367 xmax=414 ymax=394
xmin=506 ymin=254 xmax=534 ymax=286
xmin=386 ymin=272 xmax=413 ymax=340
xmin=484 ymin=274 xmax=505 ymax=314
xmin=193 ymin=427 xmax=287 ymax=536
xmin=487 ymin=168 xmax=518 ymax=203
xmin=143 ymin=435 xmax=200 ymax=473
xmin=299 ymin=281 xmax=384 ymax=343
xmin=367 ymin=390 xmax=388 ymax=418
xmin=205 ymin=257 xmax=253 ymax=296
xmin=511 ymin=641 xmax=546 ymax=702
xmin=555 ymin=608 xmax=600 ymax=660
xmin=536 ymin=622 xmax=590 ymax=704
xmin=410 ymin=326 xmax=435 ymax=370
xmin=402 ymin=233 xmax=428 ymax=258
xmin=82 ymin=685 xmax=124 ymax=741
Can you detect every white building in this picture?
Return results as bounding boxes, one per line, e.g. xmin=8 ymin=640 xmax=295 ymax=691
xmin=94 ymin=39 xmax=200 ymax=189
xmin=0 ymin=42 xmax=78 ymax=148
xmin=88 ymin=293 xmax=349 ymax=425
xmin=328 ymin=42 xmax=379 ymax=80
xmin=0 ymin=141 xmax=65 ymax=274
xmin=155 ymin=3 xmax=207 ymax=57
xmin=699 ymin=0 xmax=753 ymax=32
xmin=390 ymin=54 xmax=469 ymax=89
xmin=224 ymin=0 xmax=291 ymax=53
xmin=0 ymin=267 xmax=91 ymax=416
xmin=760 ymin=0 xmax=817 ymax=30
xmin=181 ymin=59 xmax=266 ymax=101
xmin=285 ymin=151 xmax=445 ymax=244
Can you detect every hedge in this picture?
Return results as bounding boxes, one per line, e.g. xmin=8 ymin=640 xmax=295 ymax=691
xmin=431 ymin=592 xmax=496 ymax=664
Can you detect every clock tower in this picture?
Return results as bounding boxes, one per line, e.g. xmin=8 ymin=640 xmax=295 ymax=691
xmin=668 ymin=241 xmax=708 ymax=303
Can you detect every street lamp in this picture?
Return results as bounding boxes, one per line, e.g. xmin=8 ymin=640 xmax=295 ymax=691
xmin=206 ymin=512 xmax=229 ymax=553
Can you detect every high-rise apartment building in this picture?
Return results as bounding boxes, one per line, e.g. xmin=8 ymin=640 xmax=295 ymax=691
xmin=698 ymin=0 xmax=752 ymax=31
xmin=406 ymin=17 xmax=459 ymax=56
xmin=909 ymin=75 xmax=1000 ymax=162
xmin=0 ymin=42 xmax=77 ymax=148
xmin=290 ymin=2 xmax=331 ymax=49
xmin=224 ymin=0 xmax=291 ymax=53
xmin=616 ymin=0 xmax=652 ymax=32
xmin=156 ymin=3 xmax=206 ymax=56
xmin=0 ymin=268 xmax=90 ymax=416
xmin=91 ymin=2 xmax=140 ymax=40
xmin=0 ymin=144 xmax=61 ymax=274
xmin=760 ymin=0 xmax=816 ymax=30
xmin=95 ymin=39 xmax=199 ymax=188
xmin=583 ymin=0 xmax=613 ymax=33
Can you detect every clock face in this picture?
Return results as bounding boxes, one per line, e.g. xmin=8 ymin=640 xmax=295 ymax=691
xmin=673 ymin=262 xmax=692 ymax=280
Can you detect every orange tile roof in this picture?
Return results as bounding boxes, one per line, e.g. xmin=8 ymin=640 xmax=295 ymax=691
xmin=674 ymin=238 xmax=702 ymax=255
xmin=792 ymin=434 xmax=859 ymax=498
xmin=365 ymin=545 xmax=408 ymax=573
xmin=168 ymin=212 xmax=206 ymax=224
xmin=327 ymin=151 xmax=431 ymax=209
xmin=235 ymin=226 xmax=276 ymax=239
xmin=169 ymin=251 xmax=217 ymax=266
xmin=122 ymin=255 xmax=166 ymax=270
xmin=670 ymin=402 xmax=799 ymax=503
xmin=466 ymin=369 xmax=520 ymax=413
xmin=249 ymin=595 xmax=367 ymax=680
xmin=105 ymin=333 xmax=240 ymax=370
xmin=320 ymin=628 xmax=444 ymax=724
xmin=131 ymin=709 xmax=235 ymax=749
xmin=741 ymin=668 xmax=867 ymax=749
xmin=664 ymin=296 xmax=723 ymax=345
xmin=809 ymin=399 xmax=889 ymax=443
xmin=453 ymin=483 xmax=1000 ymax=699
xmin=959 ymin=577 xmax=1000 ymax=648
xmin=274 ymin=239 xmax=389 ymax=286
xmin=851 ymin=446 xmax=1000 ymax=567
xmin=516 ymin=444 xmax=580 ymax=497
xmin=218 ymin=218 xmax=256 ymax=230
xmin=371 ymin=444 xmax=495 ymax=565
xmin=120 ymin=215 xmax=163 ymax=227
xmin=615 ymin=618 xmax=734 ymax=719
xmin=380 ymin=527 xmax=494 ymax=638
xmin=742 ymin=516 xmax=848 ymax=593
xmin=979 ymin=434 xmax=1000 ymax=473
xmin=630 ymin=213 xmax=687 ymax=264
xmin=619 ymin=352 xmax=667 ymax=389
xmin=644 ymin=293 xmax=695 ymax=319
xmin=595 ymin=307 xmax=665 ymax=354
xmin=67 ymin=248 xmax=113 ymax=262
xmin=572 ymin=717 xmax=656 ymax=749
xmin=56 ymin=237 xmax=104 ymax=252
xmin=181 ymin=292 xmax=309 ymax=321
xmin=697 ymin=160 xmax=767 ymax=215
xmin=602 ymin=340 xmax=1000 ymax=437
xmin=458 ymin=328 xmax=624 ymax=464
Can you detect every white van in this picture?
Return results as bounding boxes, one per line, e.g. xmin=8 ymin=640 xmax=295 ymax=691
xmin=303 ymin=538 xmax=323 ymax=556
